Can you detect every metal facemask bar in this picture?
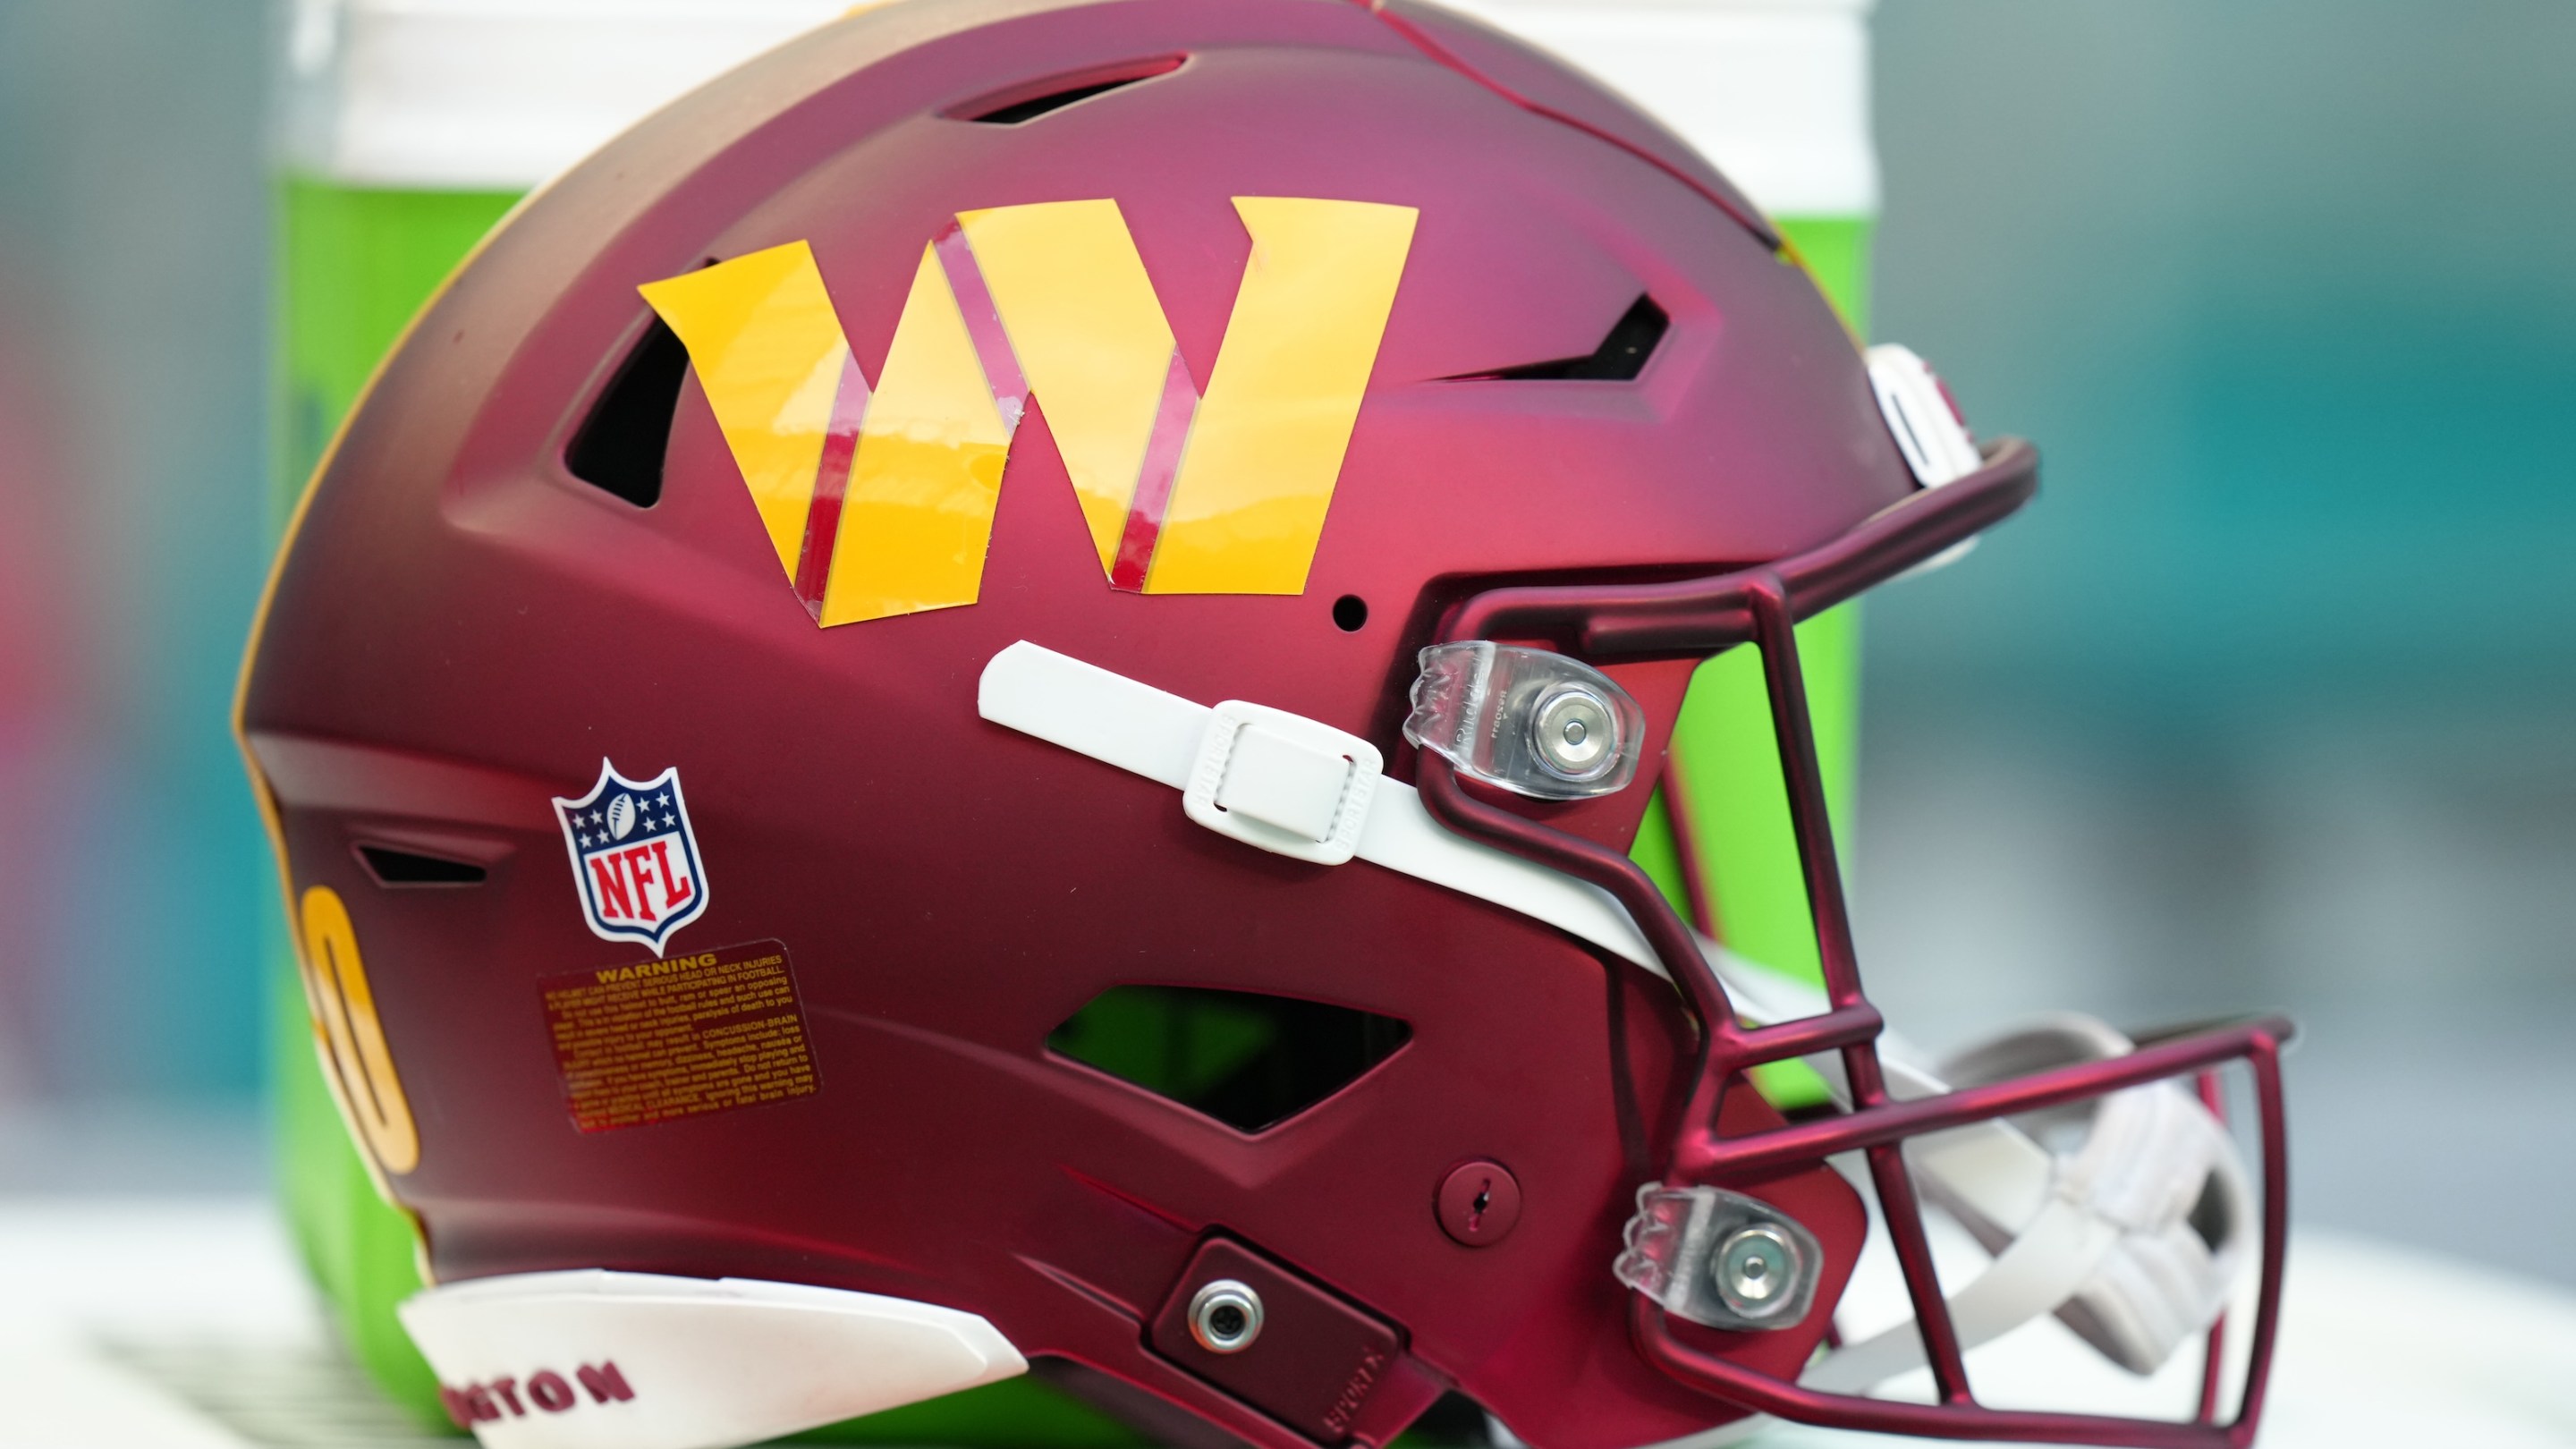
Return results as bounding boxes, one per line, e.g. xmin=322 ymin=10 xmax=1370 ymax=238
xmin=1417 ymin=438 xmax=2293 ymax=1449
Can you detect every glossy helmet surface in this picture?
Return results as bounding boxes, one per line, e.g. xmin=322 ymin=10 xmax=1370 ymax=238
xmin=238 ymin=4 xmax=2290 ymax=1448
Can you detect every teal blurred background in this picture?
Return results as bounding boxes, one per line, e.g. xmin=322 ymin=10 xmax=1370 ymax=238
xmin=1856 ymin=0 xmax=2576 ymax=1285
xmin=0 ymin=0 xmax=2570 ymax=1269
xmin=0 ymin=4 xmax=272 ymax=1117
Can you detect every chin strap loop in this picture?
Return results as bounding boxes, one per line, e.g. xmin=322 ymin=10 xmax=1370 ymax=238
xmin=1703 ymin=945 xmax=2253 ymax=1391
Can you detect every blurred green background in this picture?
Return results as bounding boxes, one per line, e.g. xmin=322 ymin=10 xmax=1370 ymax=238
xmin=0 ymin=0 xmax=2569 ymax=1290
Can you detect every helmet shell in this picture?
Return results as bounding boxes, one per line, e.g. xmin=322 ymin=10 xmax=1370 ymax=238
xmin=243 ymin=4 xmax=1907 ymax=1446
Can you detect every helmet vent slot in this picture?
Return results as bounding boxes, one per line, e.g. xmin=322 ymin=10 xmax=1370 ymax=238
xmin=564 ymin=316 xmax=688 ymax=507
xmin=1446 ymin=295 xmax=1668 ymax=383
xmin=355 ymin=843 xmax=488 ymax=887
xmin=1047 ymin=985 xmax=1408 ymax=1133
xmin=954 ymin=55 xmax=1187 ymax=125
xmin=1406 ymin=1392 xmax=1502 ymax=1445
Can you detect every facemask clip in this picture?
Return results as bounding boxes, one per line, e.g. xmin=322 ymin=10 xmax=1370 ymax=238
xmin=1615 ymin=1184 xmax=1824 ymax=1333
xmin=1405 ymin=643 xmax=1644 ymax=801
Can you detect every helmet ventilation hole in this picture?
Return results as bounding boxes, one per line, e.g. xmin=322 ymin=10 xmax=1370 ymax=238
xmin=1332 ymin=595 xmax=1369 ymax=632
xmin=1048 ymin=986 xmax=1409 ymax=1133
xmin=355 ymin=843 xmax=488 ymax=887
xmin=1445 ymin=295 xmax=1669 ymax=383
xmin=1405 ymin=1392 xmax=1502 ymax=1445
xmin=565 ymin=316 xmax=688 ymax=507
xmin=955 ymin=55 xmax=1188 ymax=126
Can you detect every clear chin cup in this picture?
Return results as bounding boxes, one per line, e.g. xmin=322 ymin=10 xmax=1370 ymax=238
xmin=1404 ymin=642 xmax=1645 ymax=801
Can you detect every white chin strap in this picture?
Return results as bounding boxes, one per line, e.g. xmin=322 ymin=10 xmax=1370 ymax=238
xmin=979 ymin=640 xmax=2251 ymax=1390
xmin=979 ymin=640 xmax=1660 ymax=968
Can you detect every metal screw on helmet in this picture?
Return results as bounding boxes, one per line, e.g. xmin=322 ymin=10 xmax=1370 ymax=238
xmin=1530 ymin=682 xmax=1618 ymax=783
xmin=1713 ymin=1224 xmax=1801 ymax=1321
xmin=1188 ymin=1280 xmax=1264 ymax=1353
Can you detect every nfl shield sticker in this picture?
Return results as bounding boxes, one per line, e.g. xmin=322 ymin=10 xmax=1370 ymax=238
xmin=553 ymin=759 xmax=709 ymax=952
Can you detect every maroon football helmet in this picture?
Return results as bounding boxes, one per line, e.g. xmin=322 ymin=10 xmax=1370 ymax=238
xmin=239 ymin=4 xmax=2290 ymax=1449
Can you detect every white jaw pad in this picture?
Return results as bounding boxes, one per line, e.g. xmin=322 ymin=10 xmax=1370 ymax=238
xmin=398 ymin=1270 xmax=1028 ymax=1449
xmin=979 ymin=640 xmax=1658 ymax=970
xmin=1703 ymin=946 xmax=2255 ymax=1389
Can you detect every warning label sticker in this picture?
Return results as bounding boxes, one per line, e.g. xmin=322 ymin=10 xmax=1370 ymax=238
xmin=538 ymin=939 xmax=818 ymax=1133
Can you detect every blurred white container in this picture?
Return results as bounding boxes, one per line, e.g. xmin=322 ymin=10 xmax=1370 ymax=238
xmin=281 ymin=0 xmax=848 ymax=189
xmin=284 ymin=0 xmax=1878 ymax=215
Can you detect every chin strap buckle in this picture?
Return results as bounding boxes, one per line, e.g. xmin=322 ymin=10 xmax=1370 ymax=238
xmin=1183 ymin=701 xmax=1383 ymax=866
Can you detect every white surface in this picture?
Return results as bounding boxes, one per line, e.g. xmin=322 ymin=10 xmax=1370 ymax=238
xmin=400 ymin=1270 xmax=1024 ymax=1449
xmin=0 ymin=1199 xmax=393 ymax=1448
xmin=1439 ymin=0 xmax=1878 ymax=218
xmin=5 ymin=1199 xmax=2576 ymax=1446
xmin=979 ymin=640 xmax=1659 ymax=968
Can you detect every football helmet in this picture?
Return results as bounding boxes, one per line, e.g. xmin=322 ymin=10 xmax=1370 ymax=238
xmin=238 ymin=3 xmax=2291 ymax=1448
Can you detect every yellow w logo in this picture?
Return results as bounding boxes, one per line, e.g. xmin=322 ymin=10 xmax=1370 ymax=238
xmin=640 ymin=198 xmax=1418 ymax=626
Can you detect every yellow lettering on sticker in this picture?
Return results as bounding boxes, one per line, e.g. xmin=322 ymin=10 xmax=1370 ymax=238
xmin=1148 ymin=198 xmax=1418 ymax=595
xmin=957 ymin=199 xmax=1177 ymax=579
xmin=639 ymin=242 xmax=855 ymax=584
xmin=821 ymin=244 xmax=1013 ymax=625
xmin=299 ymin=886 xmax=420 ymax=1175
